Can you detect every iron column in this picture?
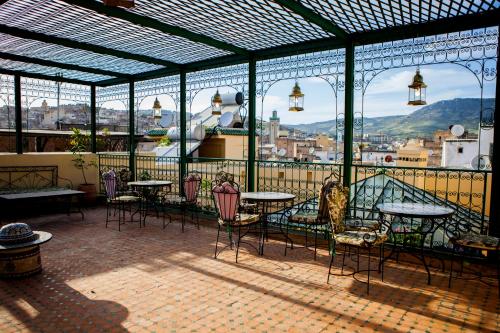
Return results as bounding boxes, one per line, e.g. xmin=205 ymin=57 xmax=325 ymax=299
xmin=14 ymin=74 xmax=22 ymax=154
xmin=343 ymin=41 xmax=355 ymax=187
xmin=90 ymin=84 xmax=97 ymax=153
xmin=247 ymin=55 xmax=257 ymax=192
xmin=129 ymin=80 xmax=135 ymax=179
xmin=180 ymin=69 xmax=187 ymax=195
xmin=489 ymin=31 xmax=500 ymax=236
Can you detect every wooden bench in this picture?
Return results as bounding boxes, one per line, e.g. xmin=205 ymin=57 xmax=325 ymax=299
xmin=0 ymin=166 xmax=84 ymax=223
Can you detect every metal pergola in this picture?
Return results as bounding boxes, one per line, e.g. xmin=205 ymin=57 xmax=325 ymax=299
xmin=0 ymin=0 xmax=499 ymax=233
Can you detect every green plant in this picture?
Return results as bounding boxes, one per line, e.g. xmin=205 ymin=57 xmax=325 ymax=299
xmin=139 ymin=170 xmax=152 ymax=181
xmin=201 ymin=179 xmax=211 ymax=191
xmin=70 ymin=128 xmax=97 ymax=185
xmin=158 ymin=136 xmax=171 ymax=147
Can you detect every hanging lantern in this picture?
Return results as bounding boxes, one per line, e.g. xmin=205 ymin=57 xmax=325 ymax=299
xmin=408 ymin=68 xmax=427 ymax=106
xmin=211 ymin=89 xmax=222 ymax=115
xmin=288 ymin=81 xmax=304 ymax=112
xmin=152 ymin=97 xmax=162 ymax=122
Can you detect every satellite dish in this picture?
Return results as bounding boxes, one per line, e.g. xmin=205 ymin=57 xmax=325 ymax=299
xmin=309 ymin=147 xmax=315 ymax=154
xmin=470 ymin=155 xmax=489 ymax=170
xmin=384 ymin=155 xmax=393 ymax=163
xmin=450 ymin=124 xmax=465 ymax=137
xmin=159 ymin=113 xmax=173 ymax=128
xmin=278 ymin=148 xmax=286 ymax=157
xmin=219 ymin=112 xmax=234 ymax=127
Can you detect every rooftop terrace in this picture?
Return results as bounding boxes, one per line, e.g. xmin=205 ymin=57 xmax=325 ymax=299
xmin=1 ymin=208 xmax=498 ymax=333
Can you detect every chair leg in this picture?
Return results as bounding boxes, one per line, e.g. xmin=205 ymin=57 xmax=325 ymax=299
xmin=181 ymin=207 xmax=186 ymax=233
xmin=284 ymin=220 xmax=289 ymax=256
xmin=448 ymin=246 xmax=455 ymax=288
xmin=327 ymin=253 xmax=335 ymax=284
xmin=356 ymin=247 xmax=360 ymax=272
xmin=235 ymin=227 xmax=242 ymax=263
xmin=214 ymin=224 xmax=221 ymax=259
xmin=314 ymin=228 xmax=318 ymax=261
xmin=341 ymin=245 xmax=347 ymax=274
xmin=105 ymin=204 xmax=109 ymax=228
xmin=367 ymin=246 xmax=372 ymax=295
xmin=379 ymin=243 xmax=385 ymax=282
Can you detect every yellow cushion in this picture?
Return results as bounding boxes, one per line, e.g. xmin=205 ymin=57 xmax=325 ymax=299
xmin=454 ymin=233 xmax=499 ymax=251
xmin=335 ymin=230 xmax=387 ymax=247
xmin=345 ymin=218 xmax=380 ymax=231
xmin=111 ymin=195 xmax=140 ymax=203
xmin=219 ymin=213 xmax=260 ymax=226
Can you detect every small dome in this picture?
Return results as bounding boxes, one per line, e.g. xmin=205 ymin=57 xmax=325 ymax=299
xmin=0 ymin=223 xmax=37 ymax=245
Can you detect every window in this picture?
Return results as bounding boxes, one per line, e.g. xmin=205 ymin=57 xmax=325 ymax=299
xmin=457 ymin=147 xmax=463 ymax=154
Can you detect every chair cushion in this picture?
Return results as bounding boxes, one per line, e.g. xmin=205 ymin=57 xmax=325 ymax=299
xmin=219 ymin=213 xmax=260 ymax=226
xmin=239 ymin=202 xmax=257 ymax=213
xmin=335 ymin=230 xmax=387 ymax=247
xmin=454 ymin=233 xmax=500 ymax=251
xmin=164 ymin=195 xmax=186 ymax=204
xmin=345 ymin=218 xmax=380 ymax=232
xmin=110 ymin=195 xmax=140 ymax=203
xmin=288 ymin=210 xmax=326 ymax=224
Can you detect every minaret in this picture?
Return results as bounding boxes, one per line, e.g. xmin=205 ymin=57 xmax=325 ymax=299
xmin=269 ymin=110 xmax=280 ymax=145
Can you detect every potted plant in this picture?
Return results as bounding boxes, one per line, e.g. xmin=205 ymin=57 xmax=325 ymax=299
xmin=70 ymin=128 xmax=98 ymax=203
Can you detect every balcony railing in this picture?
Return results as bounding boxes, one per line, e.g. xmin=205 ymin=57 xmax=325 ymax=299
xmin=97 ymin=154 xmax=492 ymax=239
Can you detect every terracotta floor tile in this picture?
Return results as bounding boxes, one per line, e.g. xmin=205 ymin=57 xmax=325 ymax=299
xmin=0 ymin=207 xmax=498 ymax=333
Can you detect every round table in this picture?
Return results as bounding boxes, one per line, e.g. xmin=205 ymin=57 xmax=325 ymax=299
xmin=241 ymin=192 xmax=295 ymax=255
xmin=377 ymin=202 xmax=454 ymax=284
xmin=128 ymin=180 xmax=172 ymax=226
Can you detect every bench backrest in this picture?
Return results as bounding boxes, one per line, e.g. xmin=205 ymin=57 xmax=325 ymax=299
xmin=0 ymin=166 xmax=59 ymax=193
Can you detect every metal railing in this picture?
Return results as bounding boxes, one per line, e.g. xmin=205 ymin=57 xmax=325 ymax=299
xmin=351 ymin=165 xmax=491 ymax=235
xmin=97 ymin=154 xmax=492 ymax=236
xmin=256 ymin=160 xmax=343 ymax=208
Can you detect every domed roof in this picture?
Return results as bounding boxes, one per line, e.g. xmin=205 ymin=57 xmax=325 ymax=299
xmin=0 ymin=223 xmax=37 ymax=245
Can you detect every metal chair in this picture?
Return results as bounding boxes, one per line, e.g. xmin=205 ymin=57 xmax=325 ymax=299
xmin=213 ymin=171 xmax=257 ymax=214
xmin=212 ymin=180 xmax=261 ymax=263
xmin=287 ymin=171 xmax=379 ymax=259
xmin=163 ymin=172 xmax=201 ymax=232
xmin=102 ymin=170 xmax=141 ymax=231
xmin=447 ymin=223 xmax=500 ymax=295
xmin=326 ymin=183 xmax=387 ymax=294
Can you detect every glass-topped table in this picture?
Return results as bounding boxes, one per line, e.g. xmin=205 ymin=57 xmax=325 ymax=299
xmin=377 ymin=202 xmax=454 ymax=285
xmin=241 ymin=192 xmax=295 ymax=255
xmin=128 ymin=180 xmax=172 ymax=227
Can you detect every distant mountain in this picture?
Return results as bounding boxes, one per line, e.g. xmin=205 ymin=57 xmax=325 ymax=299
xmin=285 ymin=98 xmax=494 ymax=138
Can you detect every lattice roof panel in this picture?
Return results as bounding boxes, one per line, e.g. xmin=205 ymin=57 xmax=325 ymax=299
xmin=0 ymin=58 xmax=114 ymax=82
xmin=0 ymin=33 xmax=162 ymax=75
xmin=300 ymin=0 xmax=500 ymax=33
xmin=122 ymin=0 xmax=334 ymax=50
xmin=0 ymin=0 xmax=498 ymax=85
xmin=0 ymin=0 xmax=232 ymax=64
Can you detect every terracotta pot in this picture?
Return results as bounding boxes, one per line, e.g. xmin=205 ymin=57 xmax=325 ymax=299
xmin=77 ymin=183 xmax=97 ymax=205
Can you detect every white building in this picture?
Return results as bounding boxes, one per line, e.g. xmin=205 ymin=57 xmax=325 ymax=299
xmin=441 ymin=126 xmax=493 ymax=169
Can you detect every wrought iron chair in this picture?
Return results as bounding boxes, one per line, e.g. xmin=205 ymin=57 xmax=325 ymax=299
xmin=102 ymin=170 xmax=141 ymax=231
xmin=212 ymin=180 xmax=261 ymax=263
xmin=447 ymin=222 xmax=500 ymax=295
xmin=287 ymin=171 xmax=380 ymax=259
xmin=213 ymin=171 xmax=257 ymax=214
xmin=326 ymin=183 xmax=387 ymax=294
xmin=163 ymin=172 xmax=201 ymax=232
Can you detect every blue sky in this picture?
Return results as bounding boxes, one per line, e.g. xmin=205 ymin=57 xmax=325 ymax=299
xmin=27 ymin=63 xmax=495 ymax=126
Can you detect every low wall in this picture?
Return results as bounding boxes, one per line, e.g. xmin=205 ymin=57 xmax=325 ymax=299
xmin=0 ymin=152 xmax=99 ymax=188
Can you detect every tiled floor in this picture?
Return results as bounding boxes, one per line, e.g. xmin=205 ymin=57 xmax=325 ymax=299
xmin=0 ymin=207 xmax=498 ymax=333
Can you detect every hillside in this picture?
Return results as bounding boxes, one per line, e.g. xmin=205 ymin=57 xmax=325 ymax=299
xmin=285 ymin=98 xmax=494 ymax=138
